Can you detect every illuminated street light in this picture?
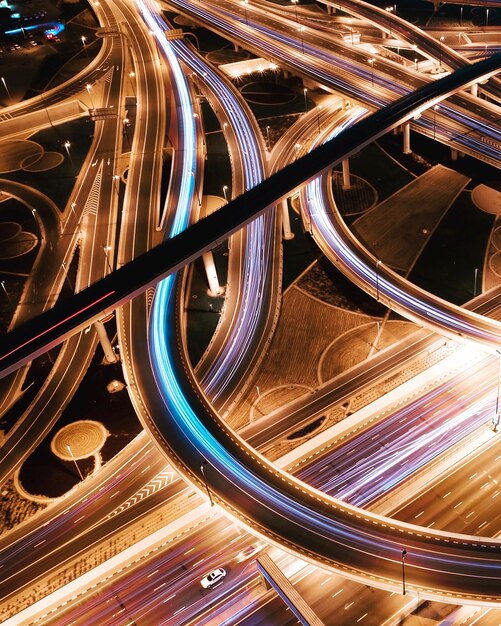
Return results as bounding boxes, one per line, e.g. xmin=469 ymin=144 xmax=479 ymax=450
xmin=81 ymin=35 xmax=89 ymax=58
xmin=113 ymin=174 xmax=121 ymax=198
xmin=102 ymin=245 xmax=113 ymax=273
xmin=486 ymin=8 xmax=489 ymax=26
xmin=129 ymin=71 xmax=136 ymax=97
xmin=414 ymin=57 xmax=419 ymax=71
xmin=0 ymin=281 xmax=12 ymax=306
xmin=303 ymin=87 xmax=308 ymax=112
xmin=64 ymin=141 xmax=74 ymax=170
xmin=66 ymin=444 xmax=84 ymax=480
xmin=200 ymin=461 xmax=214 ymax=506
xmin=86 ymin=83 xmax=95 ymax=109
xmin=1 ymin=76 xmax=12 ymax=102
xmin=222 ymin=185 xmax=228 ymax=201
xmin=265 ymin=124 xmax=270 ymax=150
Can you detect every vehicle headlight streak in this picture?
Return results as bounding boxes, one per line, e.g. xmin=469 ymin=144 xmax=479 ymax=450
xmin=139 ymin=2 xmax=501 ymax=597
xmin=141 ymin=0 xmax=271 ymax=402
xmin=136 ymin=0 xmax=274 ymax=415
xmin=171 ymin=0 xmax=501 ymax=162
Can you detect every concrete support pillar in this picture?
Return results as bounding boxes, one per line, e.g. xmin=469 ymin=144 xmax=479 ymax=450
xmin=403 ymin=122 xmax=411 ymax=154
xmin=342 ymin=159 xmax=351 ymax=190
xmin=280 ymin=200 xmax=294 ymax=240
xmin=203 ymin=251 xmax=223 ymax=297
xmin=458 ymin=151 xmax=465 ymax=158
xmin=94 ymin=320 xmax=118 ymax=363
xmin=451 ymin=149 xmax=458 ymax=160
xmin=234 ymin=43 xmax=239 ymax=52
xmin=470 ymin=83 xmax=478 ymax=97
xmin=393 ymin=126 xmax=400 ymax=135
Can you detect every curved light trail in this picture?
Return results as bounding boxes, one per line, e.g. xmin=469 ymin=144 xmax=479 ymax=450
xmin=144 ymin=38 xmax=501 ymax=602
xmin=170 ymin=0 xmax=501 ymax=163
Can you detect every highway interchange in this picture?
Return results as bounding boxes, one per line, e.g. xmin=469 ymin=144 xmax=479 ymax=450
xmin=0 ymin=0 xmax=500 ymax=623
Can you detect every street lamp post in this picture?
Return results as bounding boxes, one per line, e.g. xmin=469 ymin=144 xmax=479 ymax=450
xmin=102 ymin=245 xmax=113 ymax=273
xmin=112 ymin=174 xmax=121 ymax=199
xmin=0 ymin=280 xmax=12 ymax=306
xmin=1 ymin=76 xmax=12 ymax=102
xmin=316 ymin=105 xmax=322 ymax=135
xmin=200 ymin=461 xmax=214 ymax=506
xmin=81 ymin=35 xmax=89 ymax=58
xmin=460 ymin=6 xmax=463 ymax=27
xmin=291 ymin=0 xmax=298 ymax=23
xmin=86 ymin=83 xmax=95 ymax=109
xmin=265 ymin=125 xmax=271 ymax=150
xmin=401 ymin=549 xmax=407 ymax=595
xmin=486 ymin=8 xmax=489 ymax=27
xmin=66 ymin=444 xmax=84 ymax=480
xmin=439 ymin=35 xmax=444 ymax=71
xmin=63 ymin=141 xmax=74 ymax=172
xmin=122 ymin=117 xmax=131 ymax=149
xmin=222 ymin=185 xmax=228 ymax=201
xmin=433 ymin=104 xmax=439 ymax=139
xmin=303 ymin=87 xmax=308 ymax=112
xmin=474 ymin=267 xmax=479 ymax=296
xmin=414 ymin=57 xmax=419 ymax=72
xmin=61 ymin=261 xmax=73 ymax=291
xmin=298 ymin=25 xmax=305 ymax=53
xmin=129 ymin=71 xmax=136 ymax=98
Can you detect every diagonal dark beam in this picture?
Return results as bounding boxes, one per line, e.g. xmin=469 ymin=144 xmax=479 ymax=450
xmin=0 ymin=54 xmax=499 ymax=380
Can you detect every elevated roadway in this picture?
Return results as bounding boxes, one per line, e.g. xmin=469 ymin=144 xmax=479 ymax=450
xmin=0 ymin=56 xmax=499 ymax=381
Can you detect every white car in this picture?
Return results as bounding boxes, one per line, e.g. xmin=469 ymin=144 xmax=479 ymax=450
xmin=200 ymin=568 xmax=226 ymax=589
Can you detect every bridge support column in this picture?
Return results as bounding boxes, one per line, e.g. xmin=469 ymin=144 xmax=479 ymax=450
xmin=234 ymin=43 xmax=239 ymax=52
xmin=94 ymin=320 xmax=118 ymax=363
xmin=403 ymin=122 xmax=411 ymax=154
xmin=470 ymin=83 xmax=478 ymax=97
xmin=451 ymin=149 xmax=459 ymax=160
xmin=280 ymin=200 xmax=294 ymax=240
xmin=203 ymin=251 xmax=224 ymax=297
xmin=342 ymin=159 xmax=351 ymax=190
